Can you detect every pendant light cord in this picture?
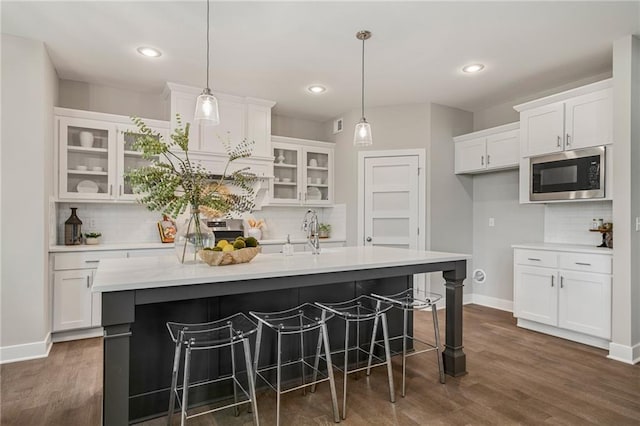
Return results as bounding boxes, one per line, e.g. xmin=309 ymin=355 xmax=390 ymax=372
xmin=206 ymin=0 xmax=210 ymax=90
xmin=361 ymin=36 xmax=365 ymax=119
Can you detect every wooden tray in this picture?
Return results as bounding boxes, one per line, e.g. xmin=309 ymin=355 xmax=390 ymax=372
xmin=199 ymin=246 xmax=261 ymax=266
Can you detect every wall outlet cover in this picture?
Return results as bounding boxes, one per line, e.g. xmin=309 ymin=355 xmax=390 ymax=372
xmin=488 ymin=217 xmax=495 ymax=227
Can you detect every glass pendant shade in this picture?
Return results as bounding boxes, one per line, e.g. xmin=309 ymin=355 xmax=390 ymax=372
xmin=194 ymin=88 xmax=220 ymax=125
xmin=353 ymin=118 xmax=373 ymax=146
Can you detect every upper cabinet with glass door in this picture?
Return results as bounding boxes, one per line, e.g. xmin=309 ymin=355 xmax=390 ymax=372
xmin=55 ymin=108 xmax=170 ymax=202
xmin=270 ymin=136 xmax=334 ymax=206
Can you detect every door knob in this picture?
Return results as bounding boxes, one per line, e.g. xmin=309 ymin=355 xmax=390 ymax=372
xmin=366 ymin=237 xmax=372 ymax=242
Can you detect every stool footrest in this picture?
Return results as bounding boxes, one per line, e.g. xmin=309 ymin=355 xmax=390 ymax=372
xmin=173 ymin=374 xmax=253 ymax=420
xmin=255 ymin=355 xmax=331 ymax=395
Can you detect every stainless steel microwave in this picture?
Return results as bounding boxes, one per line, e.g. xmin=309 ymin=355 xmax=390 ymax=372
xmin=530 ymin=146 xmax=605 ymax=201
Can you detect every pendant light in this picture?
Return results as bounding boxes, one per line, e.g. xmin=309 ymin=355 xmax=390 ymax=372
xmin=353 ymin=30 xmax=372 ymax=147
xmin=194 ymin=0 xmax=220 ymax=125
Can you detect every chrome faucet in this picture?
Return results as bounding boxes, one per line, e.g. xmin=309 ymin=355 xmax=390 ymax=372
xmin=302 ymin=209 xmax=321 ymax=255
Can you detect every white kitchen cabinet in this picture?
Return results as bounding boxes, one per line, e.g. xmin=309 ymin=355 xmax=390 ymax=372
xmin=53 ymin=269 xmax=93 ymax=331
xmin=55 ymin=108 xmax=169 ymax=202
xmin=454 ymin=123 xmax=519 ymax=174
xmin=515 ymin=80 xmax=612 ymax=157
xmin=513 ymin=246 xmax=612 ymax=347
xmin=270 ymin=136 xmax=334 ymax=206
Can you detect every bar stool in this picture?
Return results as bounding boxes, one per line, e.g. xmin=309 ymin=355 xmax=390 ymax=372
xmin=166 ymin=313 xmax=259 ymax=426
xmin=315 ymin=295 xmax=396 ymax=420
xmin=371 ymin=289 xmax=445 ymax=397
xmin=250 ymin=303 xmax=340 ymax=426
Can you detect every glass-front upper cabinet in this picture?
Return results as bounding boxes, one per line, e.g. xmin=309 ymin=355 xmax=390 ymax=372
xmin=58 ymin=117 xmax=116 ymax=200
xmin=116 ymin=125 xmax=165 ymax=201
xmin=269 ymin=136 xmax=334 ymax=206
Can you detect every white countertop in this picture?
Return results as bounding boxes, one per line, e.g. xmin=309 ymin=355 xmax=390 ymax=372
xmin=93 ymin=246 xmax=470 ymax=293
xmin=512 ymin=242 xmax=613 ymax=255
xmin=49 ymin=237 xmax=346 ymax=253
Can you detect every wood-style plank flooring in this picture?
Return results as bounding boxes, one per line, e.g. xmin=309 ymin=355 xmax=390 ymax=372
xmin=1 ymin=305 xmax=638 ymax=425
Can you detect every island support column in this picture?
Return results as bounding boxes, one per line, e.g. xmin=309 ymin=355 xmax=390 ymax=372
xmin=442 ymin=260 xmax=467 ymax=376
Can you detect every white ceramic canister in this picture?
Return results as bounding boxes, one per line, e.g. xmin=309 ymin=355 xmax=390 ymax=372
xmin=79 ymin=131 xmax=94 ymax=147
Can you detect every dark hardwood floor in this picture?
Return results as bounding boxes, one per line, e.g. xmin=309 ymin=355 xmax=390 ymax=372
xmin=1 ymin=305 xmax=638 ymax=425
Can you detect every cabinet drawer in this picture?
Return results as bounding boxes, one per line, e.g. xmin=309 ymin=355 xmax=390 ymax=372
xmin=53 ymin=251 xmax=126 ymax=271
xmin=514 ymin=249 xmax=557 ymax=268
xmin=558 ymin=253 xmax=612 ymax=274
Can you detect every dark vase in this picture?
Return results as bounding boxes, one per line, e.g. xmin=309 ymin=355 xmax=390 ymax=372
xmin=64 ymin=207 xmax=83 ymax=245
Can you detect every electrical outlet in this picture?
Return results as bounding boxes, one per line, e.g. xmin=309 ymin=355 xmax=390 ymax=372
xmin=89 ymin=218 xmax=96 ymax=229
xmin=488 ymin=218 xmax=495 ymax=227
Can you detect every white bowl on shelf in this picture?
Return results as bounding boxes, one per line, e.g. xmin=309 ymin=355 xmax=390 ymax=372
xmin=75 ymin=165 xmax=88 ymax=171
xmin=77 ymin=180 xmax=99 ymax=193
xmin=282 ymin=177 xmax=292 ymax=183
xmin=92 ymin=166 xmax=104 ymax=172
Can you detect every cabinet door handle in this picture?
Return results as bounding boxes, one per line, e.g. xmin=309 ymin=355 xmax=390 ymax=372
xmin=560 ymin=276 xmax=564 ymax=288
xmin=481 ymin=155 xmax=484 ymax=166
xmin=566 ymin=133 xmax=571 ymax=147
xmin=575 ymin=262 xmax=591 ymax=266
xmin=557 ymin=136 xmax=561 ymax=147
xmin=86 ymin=276 xmax=90 ymax=288
xmin=109 ymin=184 xmax=113 ymax=196
xmin=527 ymin=257 xmax=541 ymax=262
xmin=119 ymin=185 xmax=122 ymax=196
xmin=298 ymin=192 xmax=301 ymax=201
xmin=487 ymin=154 xmax=491 ymax=165
xmin=551 ymin=276 xmax=554 ymax=287
xmin=84 ymin=260 xmax=100 ymax=263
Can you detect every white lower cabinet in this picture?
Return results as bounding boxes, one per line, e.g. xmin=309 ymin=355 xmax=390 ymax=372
xmin=513 ymin=248 xmax=612 ymax=346
xmin=53 ymin=269 xmax=94 ymax=331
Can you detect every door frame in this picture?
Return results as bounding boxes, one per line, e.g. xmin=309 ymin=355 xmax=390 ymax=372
xmin=357 ymin=149 xmax=426 ymax=251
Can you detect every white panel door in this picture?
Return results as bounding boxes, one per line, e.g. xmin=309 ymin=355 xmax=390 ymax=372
xmin=53 ymin=270 xmax=93 ymax=331
xmin=558 ymin=271 xmax=611 ymax=339
xmin=363 ymin=155 xmax=419 ymax=249
xmin=565 ymin=89 xmax=613 ymax=150
xmin=486 ymin=129 xmax=519 ymax=170
xmin=454 ymin=137 xmax=486 ymax=174
xmin=514 ymin=266 xmax=558 ymax=326
xmin=521 ymin=102 xmax=565 ymax=156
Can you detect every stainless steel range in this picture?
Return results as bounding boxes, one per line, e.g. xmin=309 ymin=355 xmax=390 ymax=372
xmin=206 ymin=218 xmax=244 ymax=242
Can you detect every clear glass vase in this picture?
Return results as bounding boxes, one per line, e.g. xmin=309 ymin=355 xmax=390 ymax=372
xmin=174 ymin=207 xmax=215 ymax=264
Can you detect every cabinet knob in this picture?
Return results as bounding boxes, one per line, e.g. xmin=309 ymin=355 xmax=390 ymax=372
xmin=366 ymin=236 xmax=372 ymax=242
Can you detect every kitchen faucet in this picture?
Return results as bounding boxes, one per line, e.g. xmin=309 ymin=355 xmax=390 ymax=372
xmin=302 ymin=209 xmax=321 ymax=255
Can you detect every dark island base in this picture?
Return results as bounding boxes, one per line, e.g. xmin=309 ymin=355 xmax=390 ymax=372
xmin=129 ymin=278 xmax=412 ymax=423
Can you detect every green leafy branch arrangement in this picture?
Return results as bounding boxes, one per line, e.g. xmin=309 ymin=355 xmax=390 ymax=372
xmin=125 ymin=115 xmax=257 ymax=218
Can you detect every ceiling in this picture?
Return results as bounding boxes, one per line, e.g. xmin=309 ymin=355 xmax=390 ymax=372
xmin=2 ymin=1 xmax=639 ymax=121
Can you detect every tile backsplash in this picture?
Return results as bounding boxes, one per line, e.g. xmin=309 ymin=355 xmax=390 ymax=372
xmin=544 ymin=201 xmax=612 ymax=245
xmin=54 ymin=202 xmax=347 ymax=245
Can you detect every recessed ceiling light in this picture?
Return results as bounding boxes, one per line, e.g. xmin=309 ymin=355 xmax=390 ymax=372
xmin=307 ymin=85 xmax=326 ymax=94
xmin=137 ymin=47 xmax=162 ymax=58
xmin=462 ymin=63 xmax=485 ymax=73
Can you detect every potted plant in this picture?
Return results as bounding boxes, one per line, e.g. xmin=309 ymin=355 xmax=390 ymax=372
xmin=318 ymin=223 xmax=331 ymax=239
xmin=126 ymin=115 xmax=257 ymax=264
xmin=84 ymin=232 xmax=102 ymax=245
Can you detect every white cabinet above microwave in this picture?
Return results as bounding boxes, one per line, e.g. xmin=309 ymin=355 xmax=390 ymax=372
xmin=514 ymin=79 xmax=612 ymax=158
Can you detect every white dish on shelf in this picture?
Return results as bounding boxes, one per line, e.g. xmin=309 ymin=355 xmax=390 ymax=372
xmin=75 ymin=165 xmax=88 ymax=171
xmin=282 ymin=177 xmax=292 ymax=183
xmin=92 ymin=166 xmax=104 ymax=172
xmin=76 ymin=180 xmax=99 ymax=193
xmin=307 ymin=186 xmax=322 ymax=200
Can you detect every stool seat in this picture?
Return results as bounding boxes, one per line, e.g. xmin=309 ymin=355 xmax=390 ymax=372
xmin=250 ymin=303 xmax=334 ymax=333
xmin=315 ymin=294 xmax=393 ymax=319
xmin=167 ymin=313 xmax=258 ymax=347
xmin=372 ymin=288 xmax=442 ymax=310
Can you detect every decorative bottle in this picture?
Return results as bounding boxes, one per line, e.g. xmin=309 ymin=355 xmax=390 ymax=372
xmin=64 ymin=207 xmax=83 ymax=245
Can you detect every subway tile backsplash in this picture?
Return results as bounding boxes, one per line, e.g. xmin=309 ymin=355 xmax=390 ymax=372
xmin=544 ymin=201 xmax=612 ymax=245
xmin=55 ymin=202 xmax=347 ymax=245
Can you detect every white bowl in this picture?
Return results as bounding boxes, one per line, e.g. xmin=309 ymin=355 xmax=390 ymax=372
xmin=92 ymin=166 xmax=103 ymax=172
xmin=76 ymin=165 xmax=88 ymax=171
xmin=282 ymin=178 xmax=292 ymax=183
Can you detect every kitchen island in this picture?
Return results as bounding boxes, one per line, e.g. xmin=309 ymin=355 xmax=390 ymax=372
xmin=93 ymin=246 xmax=470 ymax=425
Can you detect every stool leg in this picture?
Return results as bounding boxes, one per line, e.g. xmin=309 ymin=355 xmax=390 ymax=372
xmin=299 ymin=314 xmax=306 ymax=395
xmin=230 ymin=332 xmax=240 ymax=416
xmin=311 ymin=327 xmax=323 ymax=393
xmin=242 ymin=338 xmax=260 ymax=426
xmin=402 ymin=309 xmax=408 ymax=397
xmin=431 ymin=305 xmax=445 ymax=384
xmin=276 ymin=332 xmax=282 ymax=426
xmin=381 ymin=313 xmax=396 ymax=403
xmin=366 ymin=303 xmax=381 ymax=376
xmin=342 ymin=320 xmax=349 ymax=420
xmin=181 ymin=344 xmax=192 ymax=426
xmin=321 ymin=322 xmax=340 ymax=423
xmin=253 ymin=322 xmax=263 ymax=390
xmin=167 ymin=337 xmax=182 ymax=426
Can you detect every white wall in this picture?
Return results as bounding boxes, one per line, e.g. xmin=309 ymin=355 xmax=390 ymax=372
xmin=611 ymin=35 xmax=640 ymax=363
xmin=58 ymin=79 xmax=166 ymax=120
xmin=271 ymin=114 xmax=327 ymax=141
xmin=1 ymin=34 xmax=58 ymax=362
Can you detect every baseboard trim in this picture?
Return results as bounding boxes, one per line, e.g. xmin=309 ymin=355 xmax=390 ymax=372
xmin=470 ymin=294 xmax=513 ymax=312
xmin=52 ymin=327 xmax=103 ymax=343
xmin=517 ymin=319 xmax=610 ymax=349
xmin=0 ymin=332 xmax=52 ymax=364
xmin=607 ymin=342 xmax=640 ymax=365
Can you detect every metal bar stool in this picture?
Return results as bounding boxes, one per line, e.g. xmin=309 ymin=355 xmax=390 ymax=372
xmin=315 ymin=295 xmax=395 ymax=420
xmin=166 ymin=313 xmax=259 ymax=426
xmin=371 ymin=289 xmax=445 ymax=397
xmin=250 ymin=303 xmax=340 ymax=426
